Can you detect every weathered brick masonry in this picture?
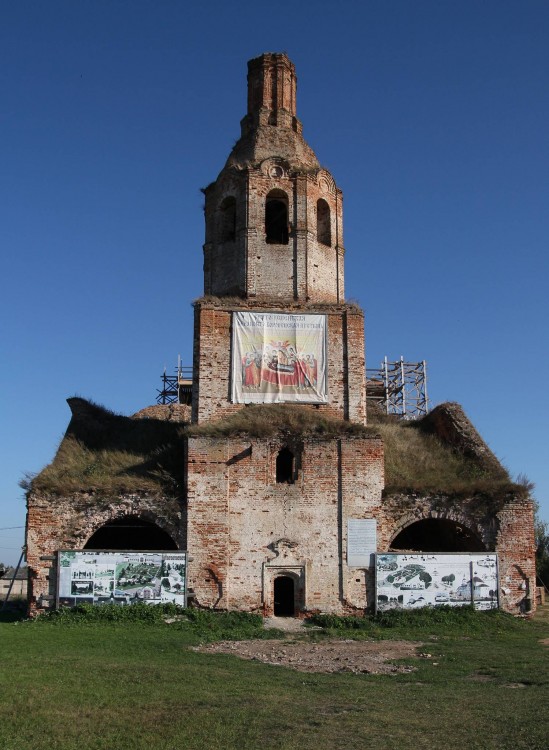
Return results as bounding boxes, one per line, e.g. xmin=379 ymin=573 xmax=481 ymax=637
xmin=25 ymin=52 xmax=536 ymax=616
xmin=27 ymin=490 xmax=183 ymax=611
xmin=192 ymin=298 xmax=365 ymax=425
xmin=187 ymin=435 xmax=384 ymax=614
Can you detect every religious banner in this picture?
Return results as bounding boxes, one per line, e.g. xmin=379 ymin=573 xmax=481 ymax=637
xmin=231 ymin=312 xmax=327 ymax=403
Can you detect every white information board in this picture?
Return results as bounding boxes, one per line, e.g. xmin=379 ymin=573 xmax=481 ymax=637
xmin=347 ymin=519 xmax=377 ymax=567
xmin=57 ymin=550 xmax=187 ymax=608
xmin=375 ymin=553 xmax=498 ymax=612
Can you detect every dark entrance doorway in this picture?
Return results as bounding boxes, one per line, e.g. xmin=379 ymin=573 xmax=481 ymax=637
xmin=84 ymin=517 xmax=178 ymax=551
xmin=276 ymin=447 xmax=295 ymax=484
xmin=273 ymin=575 xmax=295 ymax=616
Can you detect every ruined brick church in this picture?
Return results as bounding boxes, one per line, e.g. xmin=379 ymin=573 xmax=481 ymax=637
xmin=26 ymin=54 xmax=536 ymax=616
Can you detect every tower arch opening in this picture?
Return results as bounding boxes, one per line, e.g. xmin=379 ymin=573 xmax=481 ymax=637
xmin=390 ymin=518 xmax=485 ymax=553
xmin=316 ymin=198 xmax=331 ymax=246
xmin=265 ymin=190 xmax=289 ymax=244
xmin=84 ymin=517 xmax=178 ymax=551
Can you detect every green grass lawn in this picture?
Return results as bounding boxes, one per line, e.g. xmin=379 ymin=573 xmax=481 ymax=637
xmin=1 ymin=607 xmax=548 ymax=750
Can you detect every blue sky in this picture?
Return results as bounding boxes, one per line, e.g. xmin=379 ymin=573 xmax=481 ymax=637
xmin=1 ymin=1 xmax=548 ymax=564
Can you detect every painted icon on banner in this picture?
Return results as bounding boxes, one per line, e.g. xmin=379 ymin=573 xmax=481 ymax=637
xmin=231 ymin=312 xmax=327 ymax=404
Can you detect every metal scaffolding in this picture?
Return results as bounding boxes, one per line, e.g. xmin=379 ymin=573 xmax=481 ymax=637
xmin=366 ymin=357 xmax=429 ymax=419
xmin=157 ymin=356 xmax=428 ymax=417
xmin=156 ymin=356 xmax=193 ymax=405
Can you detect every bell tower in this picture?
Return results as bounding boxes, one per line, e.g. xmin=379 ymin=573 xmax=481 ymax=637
xmin=203 ymin=53 xmax=345 ymax=303
xmin=194 ymin=53 xmax=365 ymax=425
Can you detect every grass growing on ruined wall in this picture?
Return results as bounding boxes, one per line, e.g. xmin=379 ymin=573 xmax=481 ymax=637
xmin=28 ymin=402 xmax=373 ymax=496
xmin=187 ymin=403 xmax=374 ymax=438
xmin=0 ymin=607 xmax=548 ymax=750
xmin=375 ymin=418 xmax=518 ymax=498
xmin=28 ymin=399 xmax=521 ymax=500
xmin=29 ymin=401 xmax=187 ymax=496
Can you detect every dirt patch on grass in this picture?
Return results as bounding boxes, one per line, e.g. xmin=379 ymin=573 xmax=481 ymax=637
xmin=196 ymin=638 xmax=420 ymax=675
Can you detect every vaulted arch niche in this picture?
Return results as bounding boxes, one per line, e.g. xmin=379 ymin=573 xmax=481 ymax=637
xmin=390 ymin=518 xmax=485 ymax=553
xmin=218 ymin=196 xmax=236 ymax=243
xmin=84 ymin=516 xmax=178 ymax=551
xmin=316 ymin=198 xmax=331 ymax=246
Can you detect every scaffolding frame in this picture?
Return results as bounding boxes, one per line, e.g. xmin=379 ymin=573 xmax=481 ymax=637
xmin=157 ymin=356 xmax=193 ymax=405
xmin=157 ymin=356 xmax=429 ymax=417
xmin=366 ymin=357 xmax=429 ymax=419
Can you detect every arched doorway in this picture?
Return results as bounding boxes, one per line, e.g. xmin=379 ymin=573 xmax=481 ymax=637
xmin=391 ymin=518 xmax=485 ymax=553
xmin=84 ymin=517 xmax=178 ymax=551
xmin=273 ymin=575 xmax=295 ymax=616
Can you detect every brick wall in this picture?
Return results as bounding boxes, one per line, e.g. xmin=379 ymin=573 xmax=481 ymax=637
xmin=204 ymin=166 xmax=345 ymax=303
xmin=186 ymin=436 xmax=535 ymax=616
xmin=377 ymin=494 xmax=536 ymax=614
xmin=186 ymin=434 xmax=384 ymax=615
xmin=192 ymin=298 xmax=366 ymax=425
xmin=496 ymin=499 xmax=537 ymax=613
xmin=26 ymin=491 xmax=183 ymax=615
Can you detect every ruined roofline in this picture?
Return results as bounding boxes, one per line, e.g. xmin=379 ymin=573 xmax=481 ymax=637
xmin=59 ymin=400 xmax=511 ymax=474
xmin=419 ymin=402 xmax=508 ymax=478
xmin=26 ymin=398 xmax=525 ymax=504
xmin=224 ymin=51 xmax=320 ymax=172
xmin=186 ymin=403 xmax=376 ymax=439
xmin=193 ymin=296 xmax=360 ymax=313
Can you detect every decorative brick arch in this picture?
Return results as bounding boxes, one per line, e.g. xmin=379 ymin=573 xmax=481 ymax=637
xmin=263 ymin=563 xmax=306 ymax=617
xmin=74 ymin=507 xmax=179 ymax=551
xmin=259 ymin=156 xmax=291 ymax=178
xmin=271 ymin=567 xmax=301 ymax=582
xmin=389 ymin=508 xmax=489 ymax=551
xmin=316 ymin=168 xmax=336 ymax=195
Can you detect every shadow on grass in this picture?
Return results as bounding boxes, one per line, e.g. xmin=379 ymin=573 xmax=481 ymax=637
xmin=0 ymin=606 xmax=28 ymax=623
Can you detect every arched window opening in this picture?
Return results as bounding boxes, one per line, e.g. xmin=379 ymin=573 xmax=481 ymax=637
xmin=84 ymin=517 xmax=178 ymax=551
xmin=265 ymin=191 xmax=289 ymax=244
xmin=276 ymin=447 xmax=296 ymax=484
xmin=391 ymin=518 xmax=485 ymax=553
xmin=316 ymin=199 xmax=331 ymax=246
xmin=219 ymin=196 xmax=236 ymax=242
xmin=274 ymin=575 xmax=295 ymax=616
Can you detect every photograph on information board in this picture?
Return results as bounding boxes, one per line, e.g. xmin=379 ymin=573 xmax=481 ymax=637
xmin=375 ymin=553 xmax=498 ymax=612
xmin=231 ymin=312 xmax=327 ymax=403
xmin=57 ymin=550 xmax=187 ymax=607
